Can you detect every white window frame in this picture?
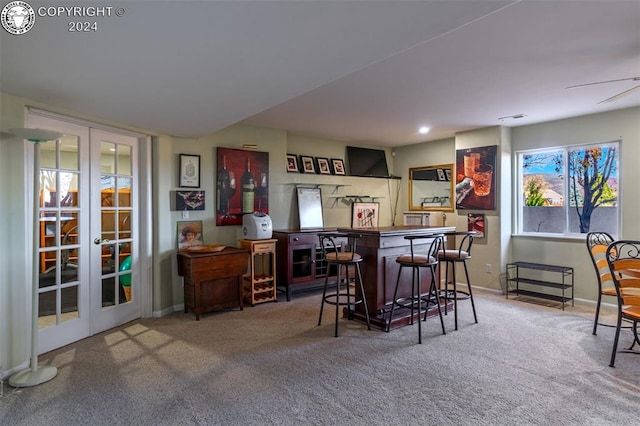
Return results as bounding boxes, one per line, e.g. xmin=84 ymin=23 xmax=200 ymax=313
xmin=515 ymin=140 xmax=620 ymax=238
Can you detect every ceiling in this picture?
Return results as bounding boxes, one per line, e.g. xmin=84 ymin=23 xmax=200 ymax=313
xmin=1 ymin=1 xmax=639 ymax=147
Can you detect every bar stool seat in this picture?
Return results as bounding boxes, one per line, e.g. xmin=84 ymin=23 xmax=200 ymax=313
xmin=318 ymin=232 xmax=371 ymax=337
xmin=387 ymin=234 xmax=446 ymax=344
xmin=438 ymin=231 xmax=478 ymax=331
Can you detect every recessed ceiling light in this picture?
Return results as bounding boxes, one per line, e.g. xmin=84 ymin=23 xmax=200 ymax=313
xmin=418 ymin=126 xmax=430 ymax=135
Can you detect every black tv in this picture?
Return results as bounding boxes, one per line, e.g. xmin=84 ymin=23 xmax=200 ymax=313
xmin=346 ymin=146 xmax=390 ymax=178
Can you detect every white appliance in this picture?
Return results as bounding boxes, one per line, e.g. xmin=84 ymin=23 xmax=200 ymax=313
xmin=242 ymin=212 xmax=273 ymax=240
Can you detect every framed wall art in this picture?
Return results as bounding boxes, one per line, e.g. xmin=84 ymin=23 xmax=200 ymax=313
xmin=455 ymin=145 xmax=497 ymax=210
xmin=179 ymin=154 xmax=200 ymax=188
xmin=171 ymin=190 xmax=205 ymax=211
xmin=331 ymin=158 xmax=346 ymax=175
xmin=468 ymin=213 xmax=485 ymax=238
xmin=286 ymin=154 xmax=299 ymax=172
xmin=300 ymin=155 xmax=316 ymax=174
xmin=176 ymin=220 xmax=203 ymax=249
xmin=352 ymin=202 xmax=379 ymax=228
xmin=316 ymin=157 xmax=331 ymax=175
xmin=216 ymin=147 xmax=269 ymax=226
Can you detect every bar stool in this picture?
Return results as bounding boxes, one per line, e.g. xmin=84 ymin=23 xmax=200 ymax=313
xmin=387 ymin=234 xmax=446 ymax=344
xmin=438 ymin=231 xmax=478 ymax=331
xmin=317 ymin=232 xmax=371 ymax=337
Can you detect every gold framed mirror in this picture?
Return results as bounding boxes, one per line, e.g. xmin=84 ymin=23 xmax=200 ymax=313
xmin=409 ymin=164 xmax=454 ymax=212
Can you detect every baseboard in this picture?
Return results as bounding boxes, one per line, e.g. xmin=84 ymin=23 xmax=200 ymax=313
xmin=152 ymin=304 xmax=181 ymax=318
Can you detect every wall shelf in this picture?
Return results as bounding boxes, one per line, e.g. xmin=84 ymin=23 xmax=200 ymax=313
xmin=327 ymin=196 xmax=384 ymax=207
xmin=282 ymin=183 xmax=351 ymax=194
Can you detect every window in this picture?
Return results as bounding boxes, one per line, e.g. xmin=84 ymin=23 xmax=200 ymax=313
xmin=517 ymin=141 xmax=619 ymax=236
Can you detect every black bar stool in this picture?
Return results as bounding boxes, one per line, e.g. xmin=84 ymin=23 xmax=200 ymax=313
xmin=438 ymin=231 xmax=478 ymax=330
xmin=387 ymin=234 xmax=446 ymax=344
xmin=317 ymin=232 xmax=371 ymax=337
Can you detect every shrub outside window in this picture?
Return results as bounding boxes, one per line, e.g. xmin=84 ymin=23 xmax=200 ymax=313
xmin=517 ymin=141 xmax=619 ymax=236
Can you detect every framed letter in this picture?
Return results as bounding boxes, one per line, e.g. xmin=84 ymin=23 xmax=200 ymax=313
xmin=179 ymin=154 xmax=200 ymax=188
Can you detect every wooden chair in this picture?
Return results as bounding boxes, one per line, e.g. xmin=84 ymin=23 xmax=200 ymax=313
xmin=586 ymin=231 xmax=615 ymax=335
xmin=605 ymin=240 xmax=640 ymax=368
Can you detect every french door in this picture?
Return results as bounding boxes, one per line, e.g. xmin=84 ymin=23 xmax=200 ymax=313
xmin=28 ymin=112 xmax=141 ymax=354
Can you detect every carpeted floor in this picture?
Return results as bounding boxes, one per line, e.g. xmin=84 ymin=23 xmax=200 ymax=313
xmin=1 ymin=289 xmax=639 ymax=425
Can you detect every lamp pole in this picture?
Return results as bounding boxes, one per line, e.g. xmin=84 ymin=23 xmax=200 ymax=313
xmin=9 ymin=128 xmax=62 ymax=387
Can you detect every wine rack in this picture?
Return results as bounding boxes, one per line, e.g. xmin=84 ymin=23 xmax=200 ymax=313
xmin=239 ymin=239 xmax=278 ymax=305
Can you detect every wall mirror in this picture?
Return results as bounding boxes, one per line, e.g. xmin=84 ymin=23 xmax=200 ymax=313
xmin=409 ymin=164 xmax=454 ymax=212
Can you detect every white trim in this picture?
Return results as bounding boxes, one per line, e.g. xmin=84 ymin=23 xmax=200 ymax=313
xmin=27 ymin=107 xmax=149 ymax=140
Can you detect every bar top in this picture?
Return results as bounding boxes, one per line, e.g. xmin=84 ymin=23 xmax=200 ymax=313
xmin=338 ymin=225 xmax=455 ymax=236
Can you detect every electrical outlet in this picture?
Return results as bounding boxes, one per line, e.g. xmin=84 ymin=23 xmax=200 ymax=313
xmin=182 ymin=210 xmax=189 ymax=219
xmin=485 ymin=263 xmax=492 ymax=274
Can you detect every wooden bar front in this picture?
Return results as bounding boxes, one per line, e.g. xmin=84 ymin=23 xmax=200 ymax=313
xmin=177 ymin=247 xmax=249 ymax=320
xmin=338 ymin=225 xmax=455 ymax=330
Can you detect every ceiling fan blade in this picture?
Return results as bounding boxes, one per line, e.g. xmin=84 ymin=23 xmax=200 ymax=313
xmin=597 ymin=84 xmax=640 ymax=104
xmin=566 ymin=76 xmax=640 ymax=90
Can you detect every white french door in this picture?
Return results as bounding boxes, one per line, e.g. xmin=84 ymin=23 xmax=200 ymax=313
xmin=89 ymin=128 xmax=140 ymax=333
xmin=28 ymin=112 xmax=142 ymax=353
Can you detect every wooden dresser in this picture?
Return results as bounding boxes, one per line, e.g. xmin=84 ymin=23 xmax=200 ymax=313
xmin=177 ymin=247 xmax=249 ymax=320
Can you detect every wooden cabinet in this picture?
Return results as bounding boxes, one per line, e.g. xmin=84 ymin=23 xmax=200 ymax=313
xmin=273 ymin=229 xmax=346 ymax=301
xmin=177 ymin=247 xmax=249 ymax=320
xmin=239 ymin=239 xmax=277 ymax=305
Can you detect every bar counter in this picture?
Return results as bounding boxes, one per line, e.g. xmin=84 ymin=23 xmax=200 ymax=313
xmin=337 ymin=225 xmax=455 ymax=330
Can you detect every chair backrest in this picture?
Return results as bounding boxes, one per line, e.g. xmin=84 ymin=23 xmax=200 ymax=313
xmin=443 ymin=231 xmax=474 ymax=257
xmin=606 ymin=240 xmax=640 ymax=305
xmin=318 ymin=232 xmax=361 ymax=262
xmin=403 ymin=234 xmax=444 ymax=264
xmin=586 ymin=232 xmax=615 ymax=293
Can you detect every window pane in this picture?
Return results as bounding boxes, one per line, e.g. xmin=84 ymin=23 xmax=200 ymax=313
xmin=521 ymin=150 xmax=564 ymax=234
xmin=567 ymin=144 xmax=618 ymax=234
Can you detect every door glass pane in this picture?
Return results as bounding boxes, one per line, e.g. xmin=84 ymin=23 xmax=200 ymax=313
xmin=40 ymin=170 xmax=57 ymax=207
xmin=117 ymin=144 xmax=132 ymax=176
xmin=39 ymin=250 xmax=57 ymax=285
xmin=38 ymin=289 xmax=57 ymax=329
xmin=60 ymin=135 xmax=79 ymax=171
xmin=101 ymin=276 xmax=116 ymax=307
xmin=119 ymin=211 xmax=132 ymax=239
xmin=61 ymin=285 xmax=79 ymax=323
xmin=101 ymin=141 xmax=115 ymax=173
xmin=118 ymin=176 xmax=132 ymax=207
xmin=40 ymin=140 xmax=57 ymax=169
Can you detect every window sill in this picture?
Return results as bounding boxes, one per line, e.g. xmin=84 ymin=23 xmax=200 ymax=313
xmin=511 ymin=233 xmax=587 ymax=243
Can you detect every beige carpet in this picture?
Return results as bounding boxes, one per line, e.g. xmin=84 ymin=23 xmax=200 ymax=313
xmin=1 ymin=289 xmax=639 ymax=425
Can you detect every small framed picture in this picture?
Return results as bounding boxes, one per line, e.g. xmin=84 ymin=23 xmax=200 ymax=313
xmin=286 ymin=154 xmax=299 ymax=173
xmin=176 ymin=220 xmax=204 ymax=249
xmin=331 ymin=158 xmax=346 ymax=175
xmin=179 ymin=154 xmax=200 ymax=188
xmin=352 ymin=202 xmax=379 ymax=228
xmin=468 ymin=213 xmax=485 ymax=238
xmin=316 ymin=157 xmax=331 ymax=175
xmin=445 ymin=169 xmax=451 ymax=181
xmin=300 ymin=155 xmax=316 ymax=174
xmin=437 ymin=168 xmax=446 ymax=181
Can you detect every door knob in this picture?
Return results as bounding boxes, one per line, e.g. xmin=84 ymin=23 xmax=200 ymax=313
xmin=94 ymin=238 xmax=111 ymax=245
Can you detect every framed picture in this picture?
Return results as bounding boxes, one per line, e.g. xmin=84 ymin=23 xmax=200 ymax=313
xmin=455 ymin=145 xmax=498 ymax=210
xmin=445 ymin=169 xmax=451 ymax=181
xmin=216 ymin=147 xmax=270 ymax=226
xmin=468 ymin=213 xmax=485 ymax=238
xmin=176 ymin=220 xmax=203 ymax=249
xmin=331 ymin=158 xmax=346 ymax=175
xmin=286 ymin=154 xmax=299 ymax=172
xmin=352 ymin=202 xmax=379 ymax=228
xmin=171 ymin=190 xmax=205 ymax=210
xmin=437 ymin=168 xmax=446 ymax=181
xmin=179 ymin=154 xmax=200 ymax=188
xmin=296 ymin=186 xmax=324 ymax=229
xmin=300 ymin=155 xmax=316 ymax=174
xmin=316 ymin=157 xmax=331 ymax=175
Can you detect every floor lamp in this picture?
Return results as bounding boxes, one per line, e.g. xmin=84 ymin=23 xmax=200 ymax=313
xmin=8 ymin=128 xmax=63 ymax=387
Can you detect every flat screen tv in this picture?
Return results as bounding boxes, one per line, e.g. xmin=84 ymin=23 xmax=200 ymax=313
xmin=346 ymin=146 xmax=390 ymax=178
